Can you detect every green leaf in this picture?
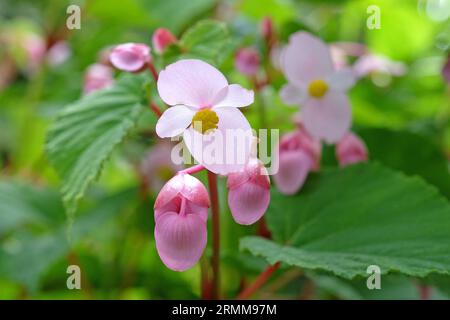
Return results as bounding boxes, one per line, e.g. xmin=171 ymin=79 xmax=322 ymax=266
xmin=46 ymin=74 xmax=146 ymax=218
xmin=0 ymin=181 xmax=65 ymax=235
xmin=167 ymin=19 xmax=230 ymax=65
xmin=241 ymin=163 xmax=450 ymax=279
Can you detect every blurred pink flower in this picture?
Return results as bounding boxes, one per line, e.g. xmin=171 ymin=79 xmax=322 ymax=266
xmin=23 ymin=35 xmax=46 ymax=73
xmin=353 ymin=54 xmax=407 ymax=79
xmin=330 ymin=42 xmax=367 ymax=70
xmin=152 ymin=28 xmax=177 ymax=54
xmin=110 ymin=43 xmax=151 ymax=72
xmin=154 ymin=173 xmax=210 ymax=271
xmin=140 ymin=142 xmax=184 ymax=192
xmin=83 ymin=63 xmax=114 ymax=94
xmin=261 ymin=16 xmax=274 ymax=42
xmin=156 ymin=59 xmax=254 ymax=175
xmin=273 ymin=128 xmax=321 ymax=195
xmin=336 ymin=132 xmax=368 ymax=167
xmin=47 ymin=41 xmax=71 ymax=67
xmin=227 ymin=158 xmax=270 ymax=225
xmin=280 ymin=32 xmax=355 ymax=144
xmin=235 ymin=47 xmax=260 ymax=76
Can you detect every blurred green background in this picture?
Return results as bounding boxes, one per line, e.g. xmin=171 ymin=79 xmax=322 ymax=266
xmin=0 ymin=0 xmax=449 ymax=299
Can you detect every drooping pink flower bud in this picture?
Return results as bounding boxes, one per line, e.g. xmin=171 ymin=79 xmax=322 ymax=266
xmin=336 ymin=132 xmax=368 ymax=167
xmin=46 ymin=41 xmax=71 ymax=67
xmin=227 ymin=158 xmax=270 ymax=225
xmin=109 ymin=43 xmax=151 ymax=72
xmin=442 ymin=56 xmax=450 ymax=83
xmin=235 ymin=47 xmax=260 ymax=76
xmin=152 ymin=28 xmax=177 ymax=54
xmin=83 ymin=63 xmax=114 ymax=94
xmin=261 ymin=16 xmax=274 ymax=42
xmin=273 ymin=128 xmax=321 ymax=195
xmin=154 ymin=173 xmax=210 ymax=271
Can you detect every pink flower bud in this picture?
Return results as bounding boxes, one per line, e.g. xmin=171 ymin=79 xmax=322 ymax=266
xmin=46 ymin=41 xmax=71 ymax=67
xmin=336 ymin=132 xmax=368 ymax=167
xmin=442 ymin=56 xmax=450 ymax=83
xmin=152 ymin=28 xmax=177 ymax=54
xmin=235 ymin=47 xmax=260 ymax=76
xmin=227 ymin=158 xmax=270 ymax=225
xmin=261 ymin=17 xmax=274 ymax=41
xmin=109 ymin=43 xmax=151 ymax=72
xmin=154 ymin=173 xmax=210 ymax=271
xmin=273 ymin=129 xmax=321 ymax=195
xmin=83 ymin=63 xmax=114 ymax=94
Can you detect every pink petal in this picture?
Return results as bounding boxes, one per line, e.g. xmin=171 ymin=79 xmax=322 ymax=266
xmin=280 ymin=84 xmax=307 ymax=105
xmin=213 ymin=84 xmax=254 ymax=108
xmin=328 ymin=69 xmax=356 ymax=92
xmin=273 ymin=150 xmax=313 ymax=195
xmin=155 ymin=196 xmax=209 ymax=223
xmin=155 ymin=105 xmax=194 ymax=138
xmin=155 ymin=212 xmax=207 ymax=271
xmin=157 ymin=59 xmax=228 ymax=107
xmin=110 ymin=43 xmax=151 ymax=72
xmin=183 ymin=107 xmax=253 ymax=175
xmin=336 ymin=132 xmax=368 ymax=167
xmin=301 ymin=91 xmax=352 ymax=144
xmin=228 ymin=181 xmax=270 ymax=225
xmin=154 ymin=174 xmax=210 ymax=209
xmin=281 ymin=32 xmax=334 ymax=88
xmin=234 ymin=47 xmax=260 ymax=76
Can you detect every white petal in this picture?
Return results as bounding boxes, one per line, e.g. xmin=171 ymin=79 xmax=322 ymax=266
xmin=301 ymin=92 xmax=352 ymax=144
xmin=280 ymin=84 xmax=307 ymax=105
xmin=183 ymin=107 xmax=253 ymax=175
xmin=155 ymin=105 xmax=194 ymax=138
xmin=213 ymin=84 xmax=254 ymax=108
xmin=281 ymin=32 xmax=334 ymax=88
xmin=157 ymin=59 xmax=228 ymax=107
xmin=328 ymin=68 xmax=356 ymax=92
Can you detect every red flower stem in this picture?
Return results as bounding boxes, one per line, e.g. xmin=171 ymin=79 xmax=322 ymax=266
xmin=148 ymin=63 xmax=159 ymax=82
xmin=148 ymin=101 xmax=162 ymax=117
xmin=207 ymin=171 xmax=220 ymax=299
xmin=236 ymin=262 xmax=280 ymax=300
xmin=179 ymin=164 xmax=206 ymax=175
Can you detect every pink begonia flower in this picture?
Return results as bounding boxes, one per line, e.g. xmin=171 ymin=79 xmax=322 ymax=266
xmin=280 ymin=31 xmax=356 ymax=144
xmin=227 ymin=158 xmax=270 ymax=225
xmin=110 ymin=43 xmax=151 ymax=72
xmin=140 ymin=141 xmax=184 ymax=192
xmin=273 ymin=128 xmax=321 ymax=195
xmin=152 ymin=28 xmax=177 ymax=54
xmin=353 ymin=54 xmax=407 ymax=79
xmin=155 ymin=59 xmax=254 ymax=175
xmin=336 ymin=132 xmax=368 ymax=167
xmin=330 ymin=42 xmax=367 ymax=70
xmin=83 ymin=63 xmax=114 ymax=94
xmin=154 ymin=173 xmax=210 ymax=271
xmin=47 ymin=41 xmax=71 ymax=67
xmin=442 ymin=56 xmax=450 ymax=83
xmin=23 ymin=35 xmax=46 ymax=74
xmin=235 ymin=47 xmax=260 ymax=76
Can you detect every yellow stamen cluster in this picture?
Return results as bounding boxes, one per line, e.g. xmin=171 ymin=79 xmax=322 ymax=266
xmin=191 ymin=109 xmax=219 ymax=134
xmin=308 ymin=79 xmax=328 ymax=98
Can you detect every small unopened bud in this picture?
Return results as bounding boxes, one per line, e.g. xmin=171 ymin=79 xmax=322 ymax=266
xmin=336 ymin=132 xmax=368 ymax=167
xmin=152 ymin=28 xmax=177 ymax=54
xmin=235 ymin=47 xmax=260 ymax=76
xmin=110 ymin=43 xmax=151 ymax=72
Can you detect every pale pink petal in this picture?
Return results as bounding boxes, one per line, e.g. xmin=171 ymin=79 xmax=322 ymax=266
xmin=110 ymin=43 xmax=151 ymax=72
xmin=228 ymin=182 xmax=270 ymax=225
xmin=155 ymin=105 xmax=194 ymax=138
xmin=301 ymin=92 xmax=352 ymax=144
xmin=336 ymin=132 xmax=368 ymax=167
xmin=213 ymin=84 xmax=254 ymax=108
xmin=183 ymin=107 xmax=253 ymax=175
xmin=154 ymin=174 xmax=210 ymax=209
xmin=273 ymin=150 xmax=313 ymax=195
xmin=281 ymin=32 xmax=334 ymax=87
xmin=157 ymin=59 xmax=228 ymax=107
xmin=328 ymin=69 xmax=356 ymax=92
xmin=155 ymin=196 xmax=208 ymax=223
xmin=280 ymin=84 xmax=307 ymax=105
xmin=155 ymin=212 xmax=207 ymax=271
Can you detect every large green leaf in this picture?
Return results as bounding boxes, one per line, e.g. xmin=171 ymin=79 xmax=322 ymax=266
xmin=164 ymin=19 xmax=231 ymax=65
xmin=46 ymin=74 xmax=146 ymax=218
xmin=241 ymin=163 xmax=450 ymax=279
